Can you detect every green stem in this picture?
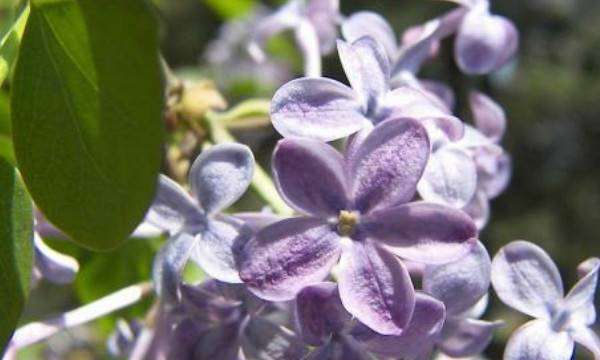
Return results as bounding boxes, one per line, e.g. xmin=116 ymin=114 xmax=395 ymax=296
xmin=204 ymin=109 xmax=292 ymax=216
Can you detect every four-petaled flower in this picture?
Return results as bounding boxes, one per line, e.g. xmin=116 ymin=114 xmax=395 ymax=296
xmin=239 ymin=117 xmax=477 ymax=335
xmin=491 ymin=240 xmax=600 ymax=360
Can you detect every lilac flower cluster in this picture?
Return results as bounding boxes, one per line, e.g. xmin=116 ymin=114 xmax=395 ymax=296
xmin=19 ymin=1 xmax=598 ymax=360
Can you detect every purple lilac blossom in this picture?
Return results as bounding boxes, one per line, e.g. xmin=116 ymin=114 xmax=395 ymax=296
xmin=270 ymin=35 xmax=462 ymax=143
xmin=296 ymin=282 xmax=446 ymax=359
xmin=491 ymin=240 xmax=600 ymax=360
xmin=247 ymin=0 xmax=340 ymax=77
xmin=239 ymin=117 xmax=477 ymax=335
xmin=147 ymin=144 xmax=255 ymax=301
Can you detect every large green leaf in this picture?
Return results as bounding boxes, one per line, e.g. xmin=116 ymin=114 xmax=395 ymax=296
xmin=11 ymin=0 xmax=164 ymax=250
xmin=0 ymin=158 xmax=33 ymax=352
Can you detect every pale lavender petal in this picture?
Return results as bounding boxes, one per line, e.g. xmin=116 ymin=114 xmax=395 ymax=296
xmin=423 ymin=241 xmax=491 ymax=315
xmin=491 ymin=240 xmax=564 ymax=319
xmin=438 ymin=318 xmax=502 ymax=358
xmin=337 ymin=240 xmax=415 ymax=335
xmin=419 ymin=79 xmax=456 ymax=111
xmin=33 ymin=233 xmax=79 ymax=284
xmin=35 ymin=209 xmax=67 ymax=239
xmin=147 ymin=175 xmax=203 ymax=234
xmin=341 ymin=11 xmax=398 ymax=60
xmin=363 ymin=202 xmax=477 ymax=264
xmin=417 ymin=147 xmax=478 ymax=209
xmin=564 ymin=257 xmax=599 ymax=326
xmin=271 ymin=77 xmax=367 ymax=142
xmin=394 ymin=19 xmax=441 ymax=75
xmin=239 ymin=217 xmax=342 ymax=301
xmin=241 ymin=318 xmax=308 ymax=360
xmin=478 ymin=150 xmax=511 ymax=199
xmin=348 ymin=117 xmax=430 ymax=213
xmin=131 ymin=221 xmax=163 ymax=238
xmin=469 ymin=91 xmax=506 ymax=142
xmin=354 ymin=292 xmax=445 ymax=358
xmin=295 ymin=282 xmax=349 ymax=346
xmin=247 ymin=1 xmax=301 ymax=62
xmin=572 ymin=326 xmax=600 ymax=360
xmin=191 ymin=219 xmax=250 ymax=283
xmin=337 ymin=37 xmax=390 ymax=107
xmin=234 ymin=212 xmax=282 ymax=233
xmin=273 ymin=138 xmax=348 ymax=217
xmin=294 ymin=20 xmax=322 ymax=77
xmin=306 ymin=0 xmax=339 ymax=54
xmin=152 ymin=232 xmax=197 ymax=303
xmin=504 ymin=319 xmax=574 ymax=360
xmin=462 ymin=190 xmax=490 ymax=230
xmin=189 ymin=144 xmax=254 ymax=215
xmin=455 ymin=9 xmax=519 ymax=74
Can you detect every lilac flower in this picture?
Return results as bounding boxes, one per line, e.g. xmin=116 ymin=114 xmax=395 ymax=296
xmin=239 ymin=117 xmax=477 ymax=335
xmin=247 ymin=0 xmax=340 ymax=77
xmin=148 ymin=144 xmax=255 ymax=297
xmin=141 ymin=280 xmax=307 ymax=360
xmin=296 ymin=282 xmax=446 ymax=359
xmin=417 ymin=91 xmax=510 ymax=229
xmin=422 ymin=241 xmax=502 ymax=358
xmin=491 ymin=241 xmax=600 ymax=359
xmin=270 ymin=36 xmax=462 ymax=143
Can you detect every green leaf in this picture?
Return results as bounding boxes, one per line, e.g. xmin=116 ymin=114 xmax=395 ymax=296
xmin=204 ymin=0 xmax=255 ymax=19
xmin=0 ymin=158 xmax=33 ymax=352
xmin=0 ymin=4 xmax=29 ymax=86
xmin=11 ymin=0 xmax=164 ymax=250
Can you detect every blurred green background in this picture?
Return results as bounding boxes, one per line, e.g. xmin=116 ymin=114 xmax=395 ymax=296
xmin=2 ymin=0 xmax=599 ymax=358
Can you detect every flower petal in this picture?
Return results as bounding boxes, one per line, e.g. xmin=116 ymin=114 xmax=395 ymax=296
xmin=234 ymin=212 xmax=282 ymax=233
xmin=306 ymin=336 xmax=372 ymax=360
xmin=504 ymin=319 xmax=574 ymax=360
xmin=341 ymin=11 xmax=398 ymax=60
xmin=306 ymin=0 xmax=339 ymax=54
xmin=147 ymin=175 xmax=202 ymax=234
xmin=572 ymin=326 xmax=600 ymax=360
xmin=337 ymin=240 xmax=415 ymax=335
xmin=152 ymin=232 xmax=197 ymax=303
xmin=190 ymin=219 xmax=250 ymax=283
xmin=247 ymin=1 xmax=301 ymax=62
xmin=438 ymin=318 xmax=502 ymax=358
xmin=348 ymin=117 xmax=430 ymax=213
xmin=417 ymin=147 xmax=478 ymax=209
xmin=469 ymin=91 xmax=506 ymax=142
xmin=295 ymin=282 xmax=350 ymax=346
xmin=189 ymin=144 xmax=254 ymax=215
xmin=478 ymin=150 xmax=511 ymax=199
xmin=564 ymin=257 xmax=599 ymax=326
xmin=273 ymin=138 xmax=348 ymax=217
xmin=462 ymin=190 xmax=490 ymax=230
xmin=423 ymin=241 xmax=491 ymax=315
xmin=271 ymin=77 xmax=367 ymax=142
xmin=294 ymin=19 xmax=322 ymax=77
xmin=362 ymin=202 xmax=477 ymax=264
xmin=419 ymin=79 xmax=456 ymax=111
xmin=491 ymin=240 xmax=564 ymax=319
xmin=242 ymin=318 xmax=308 ymax=360
xmin=239 ymin=217 xmax=342 ymax=301
xmin=33 ymin=233 xmax=79 ymax=284
xmin=353 ymin=292 xmax=445 ymax=358
xmin=394 ymin=19 xmax=440 ymax=75
xmin=337 ymin=37 xmax=390 ymax=108
xmin=189 ymin=323 xmax=241 ymax=360
xmin=455 ymin=9 xmax=519 ymax=74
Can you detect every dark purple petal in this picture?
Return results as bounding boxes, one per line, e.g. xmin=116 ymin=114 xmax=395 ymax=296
xmin=189 ymin=144 xmax=254 ymax=215
xmin=241 ymin=318 xmax=308 ymax=360
xmin=239 ymin=217 xmax=342 ymax=301
xmin=353 ymin=292 xmax=445 ymax=358
xmin=504 ymin=319 xmax=573 ymax=360
xmin=363 ymin=202 xmax=477 ymax=264
xmin=271 ymin=77 xmax=367 ymax=142
xmin=306 ymin=336 xmax=372 ymax=360
xmin=341 ymin=11 xmax=398 ymax=60
xmin=295 ymin=282 xmax=350 ymax=346
xmin=348 ymin=117 xmax=430 ymax=213
xmin=189 ymin=322 xmax=241 ymax=360
xmin=152 ymin=232 xmax=197 ymax=304
xmin=423 ymin=241 xmax=491 ymax=315
xmin=469 ymin=91 xmax=506 ymax=142
xmin=147 ymin=175 xmax=203 ymax=234
xmin=438 ymin=318 xmax=502 ymax=358
xmin=491 ymin=240 xmax=564 ymax=319
xmin=337 ymin=240 xmax=415 ymax=335
xmin=455 ymin=8 xmax=519 ymax=74
xmin=273 ymin=138 xmax=349 ymax=217
xmin=33 ymin=233 xmax=79 ymax=284
xmin=337 ymin=37 xmax=390 ymax=107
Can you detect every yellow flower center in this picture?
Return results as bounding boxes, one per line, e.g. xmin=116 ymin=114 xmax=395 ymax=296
xmin=337 ymin=210 xmax=360 ymax=237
